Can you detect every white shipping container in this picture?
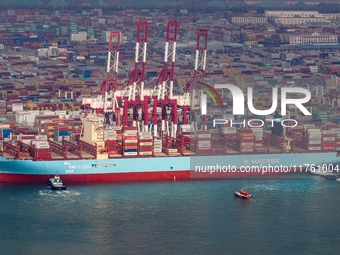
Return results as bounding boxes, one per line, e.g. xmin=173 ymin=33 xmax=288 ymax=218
xmin=12 ymin=106 xmax=23 ymax=111
xmin=138 ymin=132 xmax=151 ymax=136
xmin=104 ymin=130 xmax=116 ymax=134
xmin=251 ymin=128 xmax=263 ymax=132
xmin=307 ymin=130 xmax=320 ymax=134
xmin=323 ymin=137 xmax=335 ymax=141
xmin=309 ymin=139 xmax=322 ymax=143
xmin=124 ymin=152 xmax=138 ymax=156
xmin=123 ymin=131 xmax=138 ymax=136
xmin=168 ymin=148 xmax=178 ymax=153
xmin=222 ymin=127 xmax=236 ymax=131
xmin=139 ymin=151 xmax=152 ymax=155
xmin=104 ymin=136 xmax=117 ymax=139
xmin=139 ymin=136 xmax=153 ymax=140
xmin=322 ymin=130 xmax=334 ymax=134
xmin=31 ymin=140 xmax=49 ymax=146
xmin=308 ymin=147 xmax=321 ymax=150
xmin=104 ymin=134 xmax=116 ymax=137
xmin=41 ymin=111 xmax=55 ymax=115
xmin=140 ymin=142 xmax=153 ymax=146
xmin=197 ymin=134 xmax=211 ymax=138
xmin=303 ymin=124 xmax=315 ymax=130
xmin=35 ymin=135 xmax=47 ymax=140
xmin=110 ymin=126 xmax=122 ymax=130
xmin=198 ymin=143 xmax=211 ymax=148
xmin=309 ymin=141 xmax=322 ymax=145
xmin=35 ymin=145 xmax=50 ymax=149
xmin=55 ymin=111 xmax=67 ymax=115
xmin=222 ymin=130 xmax=237 ymax=134
xmin=241 ymin=142 xmax=254 ymax=146
xmin=240 ymin=149 xmax=253 ymax=152
xmin=124 ymin=139 xmax=138 ymax=143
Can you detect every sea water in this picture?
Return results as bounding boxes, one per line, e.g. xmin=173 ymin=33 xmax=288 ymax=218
xmin=1 ymin=175 xmax=340 ymax=255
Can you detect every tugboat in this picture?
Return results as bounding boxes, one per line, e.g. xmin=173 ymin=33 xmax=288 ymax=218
xmin=234 ymin=188 xmax=252 ymax=199
xmin=48 ymin=173 xmax=67 ymax=190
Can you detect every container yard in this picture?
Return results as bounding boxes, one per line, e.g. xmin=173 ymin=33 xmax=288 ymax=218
xmin=1 ymin=7 xmax=340 ymax=182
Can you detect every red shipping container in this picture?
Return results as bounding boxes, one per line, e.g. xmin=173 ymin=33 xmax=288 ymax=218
xmin=124 ymin=127 xmax=137 ymax=131
xmin=240 ymin=137 xmax=255 ymax=141
xmin=124 ymin=136 xmax=138 ymax=140
xmin=125 ymin=145 xmax=138 ymax=150
xmin=139 ymin=146 xmax=153 ymax=151
xmin=240 ymin=146 xmax=254 ymax=149
xmin=139 ymin=138 xmax=153 ymax=142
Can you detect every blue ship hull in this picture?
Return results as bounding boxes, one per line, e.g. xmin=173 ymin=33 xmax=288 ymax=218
xmin=0 ymin=152 xmax=339 ymax=182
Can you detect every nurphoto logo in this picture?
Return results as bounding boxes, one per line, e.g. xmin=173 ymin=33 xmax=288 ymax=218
xmin=200 ymin=84 xmax=311 ymax=128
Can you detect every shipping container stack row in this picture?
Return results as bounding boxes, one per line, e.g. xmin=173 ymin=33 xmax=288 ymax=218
xmin=250 ymin=127 xmax=266 ymax=152
xmin=289 ymin=123 xmax=340 ymax=152
xmin=17 ymin=134 xmax=54 ymax=159
xmin=32 ymin=140 xmax=50 ymax=160
xmin=0 ymin=100 xmax=6 ymax=115
xmin=176 ymin=134 xmax=194 ymax=156
xmin=153 ymin=138 xmax=162 ymax=156
xmin=4 ymin=134 xmax=51 ymax=160
xmin=218 ymin=128 xmax=235 ymax=153
xmin=215 ymin=128 xmax=253 ymax=154
xmin=262 ymin=132 xmax=285 ymax=153
xmin=236 ymin=129 xmax=255 ymax=154
xmin=194 ymin=130 xmax=211 ymax=156
xmin=0 ymin=124 xmax=11 ymax=140
xmin=122 ymin=127 xmax=138 ymax=157
xmin=138 ymin=132 xmax=153 ymax=157
xmin=104 ymin=127 xmax=119 ymax=157
xmin=53 ymin=125 xmax=69 ymax=142
xmin=218 ymin=127 xmax=256 ymax=154
xmin=161 ymin=132 xmax=180 ymax=156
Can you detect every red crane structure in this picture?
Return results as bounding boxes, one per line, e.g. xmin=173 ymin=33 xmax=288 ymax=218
xmin=181 ymin=29 xmax=209 ymax=129
xmin=81 ymin=21 xmax=211 ymax=134
xmin=152 ymin=20 xmax=178 ymax=137
xmin=82 ymin=31 xmax=121 ymax=123
xmin=121 ymin=20 xmax=149 ymax=131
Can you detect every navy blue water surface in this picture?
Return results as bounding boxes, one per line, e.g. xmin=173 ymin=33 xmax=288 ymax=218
xmin=1 ymin=175 xmax=340 ymax=255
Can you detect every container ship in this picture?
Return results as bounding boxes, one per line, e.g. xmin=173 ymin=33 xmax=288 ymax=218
xmin=1 ymin=20 xmax=340 ymax=183
xmin=1 ymin=116 xmax=340 ymax=182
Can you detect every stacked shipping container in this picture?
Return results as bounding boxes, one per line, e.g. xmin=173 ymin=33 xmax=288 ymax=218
xmin=138 ymin=132 xmax=153 ymax=156
xmin=123 ymin=127 xmax=138 ymax=156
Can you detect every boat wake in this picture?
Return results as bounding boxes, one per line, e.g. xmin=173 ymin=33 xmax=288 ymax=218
xmin=39 ymin=189 xmax=81 ymax=197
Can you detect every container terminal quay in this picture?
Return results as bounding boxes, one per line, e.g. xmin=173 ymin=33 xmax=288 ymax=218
xmin=1 ymin=7 xmax=340 ymax=182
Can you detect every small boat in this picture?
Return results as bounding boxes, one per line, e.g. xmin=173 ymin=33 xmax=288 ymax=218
xmin=234 ymin=188 xmax=252 ymax=199
xmin=336 ymin=177 xmax=340 ymax=182
xmin=48 ymin=174 xmax=67 ymax=190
